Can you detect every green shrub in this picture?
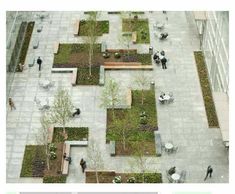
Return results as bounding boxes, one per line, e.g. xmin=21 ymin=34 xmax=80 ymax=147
xmin=134 ymin=173 xmax=162 ymax=183
xmin=194 ymin=51 xmax=219 ymax=127
xmin=43 ymin=175 xmax=67 ymax=183
xmin=76 ymin=66 xmax=100 ymax=85
xmin=52 ymin=127 xmax=89 ymax=143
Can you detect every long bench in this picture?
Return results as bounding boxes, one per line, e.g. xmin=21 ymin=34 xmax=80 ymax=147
xmin=99 ymin=65 xmax=105 ymax=86
xmin=155 ymin=132 xmax=162 ymax=157
xmin=51 ymin=68 xmax=77 ymax=86
xmin=54 ymin=43 xmax=59 ymax=54
xmin=132 ymin=31 xmax=137 ymax=44
xmin=101 ymin=41 xmax=107 ymax=53
xmin=61 ymin=142 xmax=71 ymax=175
xmin=104 ymin=65 xmax=153 ymax=70
xmin=104 ymin=62 xmax=142 ymax=66
xmin=73 ymin=20 xmax=80 ymax=36
xmin=110 ymin=141 xmax=116 ymax=156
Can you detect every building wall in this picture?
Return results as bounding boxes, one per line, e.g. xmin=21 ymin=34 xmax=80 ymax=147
xmin=201 ymin=11 xmax=229 ymax=94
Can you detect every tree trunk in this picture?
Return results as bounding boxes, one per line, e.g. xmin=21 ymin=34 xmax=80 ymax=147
xmin=123 ymin=130 xmax=126 ymax=150
xmin=46 ymin=145 xmax=50 ymax=170
xmin=89 ymin=43 xmax=92 ymax=76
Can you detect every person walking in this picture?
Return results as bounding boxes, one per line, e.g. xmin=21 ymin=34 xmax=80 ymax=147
xmin=161 ymin=57 xmax=167 ymax=69
xmin=80 ymin=158 xmax=87 ymax=173
xmin=9 ymin=97 xmax=16 ymax=110
xmin=204 ymin=165 xmax=213 ymax=181
xmin=37 ymin=57 xmax=42 ymax=71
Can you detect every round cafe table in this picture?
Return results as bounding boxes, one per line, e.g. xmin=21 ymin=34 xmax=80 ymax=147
xmin=165 ymin=143 xmax=173 ymax=152
xmin=171 ymin=173 xmax=180 ymax=183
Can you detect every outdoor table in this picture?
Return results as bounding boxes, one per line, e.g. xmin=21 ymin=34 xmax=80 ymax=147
xmin=164 ymin=95 xmax=171 ymax=101
xmin=165 ymin=142 xmax=173 ymax=152
xmin=171 ymin=173 xmax=180 ymax=183
xmin=156 ymin=23 xmax=164 ymax=29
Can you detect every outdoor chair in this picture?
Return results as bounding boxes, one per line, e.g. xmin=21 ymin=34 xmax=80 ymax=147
xmin=168 ymin=92 xmax=174 ymax=103
xmin=178 ymin=170 xmax=186 ymax=183
xmin=172 ymin=146 xmax=178 ymax=153
xmin=166 ymin=170 xmax=173 ymax=183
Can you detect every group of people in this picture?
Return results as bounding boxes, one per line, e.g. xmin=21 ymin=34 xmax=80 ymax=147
xmin=63 ymin=154 xmax=87 ymax=173
xmin=153 ymin=50 xmax=168 ymax=69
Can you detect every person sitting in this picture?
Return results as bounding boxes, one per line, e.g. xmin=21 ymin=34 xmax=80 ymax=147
xmin=73 ymin=108 xmax=81 ymax=117
xmin=153 ymin=51 xmax=160 ymax=60
xmin=159 ymin=93 xmax=166 ymax=104
xmin=160 ymin=32 xmax=168 ymax=40
xmin=65 ymin=156 xmax=72 ymax=164
xmin=168 ymin=166 xmax=176 ymax=175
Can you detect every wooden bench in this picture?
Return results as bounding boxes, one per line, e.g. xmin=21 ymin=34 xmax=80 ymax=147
xmin=104 ymin=65 xmax=153 ymax=70
xmin=53 ymin=43 xmax=59 ymax=54
xmin=99 ymin=65 xmax=105 ymax=86
xmin=33 ymin=39 xmax=39 ymax=49
xmin=73 ymin=20 xmax=80 ymax=36
xmin=101 ymin=41 xmax=107 ymax=53
xmin=110 ymin=141 xmax=116 ymax=156
xmin=65 ymin=140 xmax=88 ymax=146
xmin=61 ymin=142 xmax=71 ymax=175
xmin=132 ymin=31 xmax=137 ymax=44
xmin=104 ymin=62 xmax=142 ymax=66
xmin=155 ymin=132 xmax=162 ymax=157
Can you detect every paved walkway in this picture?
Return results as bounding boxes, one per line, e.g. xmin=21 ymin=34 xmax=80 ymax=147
xmin=6 ymin=11 xmax=228 ymax=183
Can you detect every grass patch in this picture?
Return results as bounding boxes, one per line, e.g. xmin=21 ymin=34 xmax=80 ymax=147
xmin=15 ymin=21 xmax=35 ymax=72
xmin=122 ymin=19 xmax=150 ymax=43
xmin=20 ymin=145 xmax=46 ymax=177
xmin=54 ymin=44 xmax=72 ymax=65
xmin=79 ymin=20 xmax=109 ymax=36
xmin=86 ymin=171 xmax=162 ymax=183
xmin=107 ymin=90 xmax=157 ymax=155
xmin=194 ymin=51 xmax=219 ymax=128
xmin=43 ymin=175 xmax=67 ymax=183
xmin=52 ymin=127 xmax=89 ymax=143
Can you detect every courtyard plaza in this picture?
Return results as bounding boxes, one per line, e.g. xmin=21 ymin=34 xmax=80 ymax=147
xmin=6 ymin=11 xmax=228 ymax=183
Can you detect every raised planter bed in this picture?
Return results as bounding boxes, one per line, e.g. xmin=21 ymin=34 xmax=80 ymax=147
xmin=79 ymin=20 xmax=109 ymax=36
xmin=194 ymin=51 xmax=219 ymax=128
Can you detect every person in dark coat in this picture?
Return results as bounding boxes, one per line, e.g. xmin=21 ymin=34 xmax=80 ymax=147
xmin=80 ymin=158 xmax=87 ymax=173
xmin=37 ymin=57 xmax=42 ymax=71
xmin=73 ymin=108 xmax=81 ymax=117
xmin=168 ymin=166 xmax=176 ymax=175
xmin=204 ymin=165 xmax=213 ymax=180
xmin=161 ymin=57 xmax=167 ymax=69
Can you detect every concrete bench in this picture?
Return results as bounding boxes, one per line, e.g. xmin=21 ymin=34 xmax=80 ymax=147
xmin=28 ymin=58 xmax=35 ymax=67
xmin=104 ymin=65 xmax=153 ymax=70
xmin=110 ymin=141 xmax=116 ymax=156
xmin=65 ymin=140 xmax=88 ymax=146
xmin=99 ymin=66 xmax=105 ymax=86
xmin=37 ymin=25 xmax=43 ymax=33
xmin=101 ymin=41 xmax=107 ymax=53
xmin=33 ymin=39 xmax=39 ymax=49
xmin=61 ymin=143 xmax=71 ymax=175
xmin=132 ymin=31 xmax=137 ymax=43
xmin=54 ymin=43 xmax=59 ymax=54
xmin=155 ymin=132 xmax=162 ymax=157
xmin=51 ymin=68 xmax=77 ymax=86
xmin=126 ymin=89 xmax=132 ymax=108
xmin=71 ymin=68 xmax=77 ymax=86
xmin=73 ymin=20 xmax=80 ymax=36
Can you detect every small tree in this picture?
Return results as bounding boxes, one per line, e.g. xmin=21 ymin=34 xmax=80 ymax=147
xmin=36 ymin=112 xmax=51 ymax=170
xmin=87 ymin=139 xmax=104 ymax=183
xmin=84 ymin=11 xmax=99 ymax=76
xmin=100 ymin=79 xmax=121 ymax=119
xmin=50 ymin=88 xmax=73 ymax=137
xmin=134 ymin=72 xmax=150 ymax=105
xmin=130 ymin=132 xmax=152 ymax=183
xmin=108 ymin=110 xmax=137 ymax=151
